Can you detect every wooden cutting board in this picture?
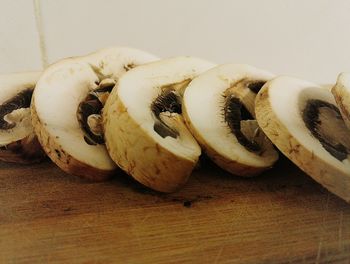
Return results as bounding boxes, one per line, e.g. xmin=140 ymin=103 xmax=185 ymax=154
xmin=1 ymin=157 xmax=349 ymax=264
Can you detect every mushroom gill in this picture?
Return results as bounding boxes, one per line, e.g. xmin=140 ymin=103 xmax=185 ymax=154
xmin=0 ymin=71 xmax=45 ymax=163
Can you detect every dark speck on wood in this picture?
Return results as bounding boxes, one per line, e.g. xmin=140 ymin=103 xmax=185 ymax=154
xmin=183 ymin=200 xmax=192 ymax=208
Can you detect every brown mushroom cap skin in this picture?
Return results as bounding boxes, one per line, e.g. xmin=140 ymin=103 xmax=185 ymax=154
xmin=0 ymin=72 xmax=45 ymax=164
xmin=255 ymin=77 xmax=350 ymax=203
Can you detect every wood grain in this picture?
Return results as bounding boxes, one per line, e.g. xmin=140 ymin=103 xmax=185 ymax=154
xmin=0 ymin=157 xmax=349 ymax=264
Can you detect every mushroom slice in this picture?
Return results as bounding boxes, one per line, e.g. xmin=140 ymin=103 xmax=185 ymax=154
xmin=332 ymin=73 xmax=350 ymax=129
xmin=103 ymin=57 xmax=215 ymax=192
xmin=0 ymin=71 xmax=45 ymax=163
xmin=31 ymin=47 xmax=158 ymax=181
xmin=255 ymin=76 xmax=350 ymax=202
xmin=183 ymin=64 xmax=278 ymax=176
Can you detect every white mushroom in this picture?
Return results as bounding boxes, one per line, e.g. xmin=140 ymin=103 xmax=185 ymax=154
xmin=183 ymin=64 xmax=279 ymax=176
xmin=103 ymin=57 xmax=215 ymax=192
xmin=255 ymin=76 xmax=350 ymax=203
xmin=0 ymin=71 xmax=45 ymax=163
xmin=31 ymin=47 xmax=158 ymax=181
xmin=332 ymin=73 xmax=350 ymax=129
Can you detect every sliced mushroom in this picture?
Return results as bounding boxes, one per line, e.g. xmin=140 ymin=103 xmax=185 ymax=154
xmin=332 ymin=73 xmax=350 ymax=129
xmin=255 ymin=76 xmax=350 ymax=203
xmin=182 ymin=64 xmax=278 ymax=176
xmin=0 ymin=71 xmax=46 ymax=163
xmin=31 ymin=47 xmax=158 ymax=181
xmin=103 ymin=57 xmax=215 ymax=192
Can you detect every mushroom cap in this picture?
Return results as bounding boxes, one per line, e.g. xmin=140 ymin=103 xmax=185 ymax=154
xmin=103 ymin=56 xmax=215 ymax=192
xmin=332 ymin=72 xmax=350 ymax=129
xmin=255 ymin=76 xmax=350 ymax=203
xmin=0 ymin=71 xmax=45 ymax=163
xmin=183 ymin=64 xmax=278 ymax=176
xmin=32 ymin=47 xmax=158 ymax=180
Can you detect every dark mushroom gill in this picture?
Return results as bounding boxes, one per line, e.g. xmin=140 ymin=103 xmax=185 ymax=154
xmin=224 ymin=95 xmax=261 ymax=152
xmin=151 ymin=90 xmax=182 ymax=138
xmin=0 ymin=89 xmax=33 ymax=130
xmin=303 ymin=99 xmax=350 ymax=161
xmin=94 ymin=85 xmax=114 ymax=93
xmin=78 ymin=81 xmax=115 ymax=145
xmin=247 ymin=81 xmax=265 ymax=94
xmin=77 ymin=94 xmax=104 ymax=145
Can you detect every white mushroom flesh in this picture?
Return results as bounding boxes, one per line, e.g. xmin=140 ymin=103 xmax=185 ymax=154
xmin=103 ymin=57 xmax=215 ymax=192
xmin=33 ymin=47 xmax=158 ymax=171
xmin=183 ymin=64 xmax=278 ymax=170
xmin=116 ymin=57 xmax=215 ymax=161
xmin=270 ymin=78 xmax=350 ymax=170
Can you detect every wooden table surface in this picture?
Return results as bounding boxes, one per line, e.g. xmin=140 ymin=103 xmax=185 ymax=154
xmin=1 ymin=157 xmax=350 ymax=264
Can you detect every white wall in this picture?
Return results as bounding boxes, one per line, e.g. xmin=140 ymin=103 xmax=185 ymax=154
xmin=0 ymin=0 xmax=42 ymax=73
xmin=1 ymin=0 xmax=350 ymax=83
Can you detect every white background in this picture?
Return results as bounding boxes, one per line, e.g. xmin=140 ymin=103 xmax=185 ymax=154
xmin=1 ymin=0 xmax=350 ymax=84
